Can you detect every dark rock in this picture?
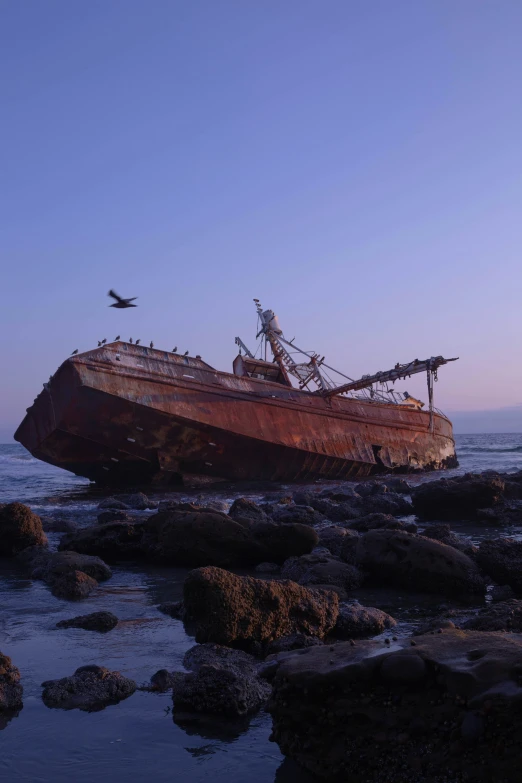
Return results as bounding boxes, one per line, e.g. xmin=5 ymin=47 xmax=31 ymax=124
xmin=249 ymin=521 xmax=319 ymax=563
xmin=157 ymin=601 xmax=185 ymax=619
xmin=333 ymin=603 xmax=397 ymax=639
xmin=356 ymin=529 xmax=486 ymax=596
xmin=268 ymin=630 xmax=522 ymax=781
xmin=0 ymin=652 xmax=23 ymax=711
xmin=271 ymin=505 xmax=325 ymax=526
xmin=317 ymin=526 xmax=357 ymax=558
xmin=421 ymin=522 xmax=477 ymax=557
xmin=355 ymin=492 xmax=413 ymax=517
xmin=119 ymin=492 xmax=156 ymax=510
xmin=491 ymin=584 xmax=515 ymax=602
xmin=168 ymin=643 xmax=271 ymax=717
xmin=355 ymin=481 xmax=388 ymax=497
xmin=475 ymin=538 xmax=522 ymax=593
xmin=183 ymin=566 xmax=339 ymax=647
xmin=97 ymin=497 xmax=130 ymax=510
xmin=265 ymin=634 xmax=324 ymax=656
xmin=51 ymin=571 xmax=99 ymax=600
xmin=254 ymin=562 xmax=280 ymax=573
xmin=0 ymin=502 xmax=47 ymax=555
xmin=320 ymin=487 xmax=361 ymax=502
xmin=281 ymin=553 xmax=363 ymax=591
xmin=228 ymin=497 xmax=269 ymax=523
xmin=308 ymin=498 xmax=359 ymax=522
xmin=461 ymin=600 xmax=522 ymax=632
xmin=383 ymin=478 xmax=411 ymax=494
xmin=348 ymin=512 xmax=416 ymax=533
xmin=41 ymin=518 xmax=79 ymax=533
xmin=96 ymin=510 xmax=133 ymax=525
xmin=56 ymin=611 xmax=119 ymax=632
xmin=59 ymin=520 xmax=147 ymax=560
xmin=41 ymin=665 xmax=136 ymax=710
xmin=292 ymin=490 xmax=313 ymax=506
xmin=150 ymin=669 xmax=178 ymax=691
xmin=30 ymin=550 xmax=112 ymax=583
xmin=412 ymin=474 xmax=505 ymax=520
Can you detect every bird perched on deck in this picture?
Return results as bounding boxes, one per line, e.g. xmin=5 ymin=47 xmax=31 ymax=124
xmin=108 ymin=289 xmax=137 ymax=308
xmin=98 ymin=341 xmax=102 ymax=346
xmin=71 ymin=349 xmax=78 ymax=355
xmin=101 ymin=338 xmax=107 ymax=345
xmin=150 ymin=341 xmax=154 ymax=348
xmin=114 ymin=335 xmax=120 ymax=341
xmin=136 ymin=339 xmax=141 ymax=345
xmin=172 ymin=347 xmax=177 ymax=353
xmin=129 ymin=337 xmax=133 ymax=343
xmin=184 ymin=350 xmax=189 ymax=356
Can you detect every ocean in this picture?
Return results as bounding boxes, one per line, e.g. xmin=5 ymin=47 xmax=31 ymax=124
xmin=0 ymin=433 xmax=521 ymax=782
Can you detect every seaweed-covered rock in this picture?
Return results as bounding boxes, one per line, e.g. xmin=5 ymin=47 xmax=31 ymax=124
xmin=183 ymin=567 xmax=339 ymax=648
xmin=0 ymin=502 xmax=47 ymax=555
xmin=268 ymin=630 xmax=522 ymax=782
xmin=333 ymin=603 xmax=397 ymax=639
xmin=41 ymin=665 xmax=136 ymax=710
xmin=475 ymin=538 xmax=522 ymax=593
xmin=0 ymin=652 xmax=23 ymax=711
xmin=356 ymin=529 xmax=486 ymax=596
xmin=281 ymin=553 xmax=363 ymax=591
xmin=51 ymin=571 xmax=98 ymax=600
xmin=412 ymin=474 xmax=505 ymax=520
xmin=56 ymin=611 xmax=118 ymax=632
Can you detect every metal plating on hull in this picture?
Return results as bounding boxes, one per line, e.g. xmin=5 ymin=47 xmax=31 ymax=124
xmin=15 ymin=338 xmax=457 ymax=486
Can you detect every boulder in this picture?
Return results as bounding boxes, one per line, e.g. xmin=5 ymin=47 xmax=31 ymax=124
xmin=412 ymin=474 xmax=505 ymax=520
xmin=228 ymin=497 xmax=269 ymax=523
xmin=383 ymin=478 xmax=411 ymax=494
xmin=0 ymin=502 xmax=47 ymax=555
xmin=29 ymin=550 xmax=112 ymax=583
xmin=281 ymin=553 xmax=363 ymax=591
xmin=421 ymin=522 xmax=477 ymax=557
xmin=157 ymin=601 xmax=185 ymax=619
xmin=271 ymin=505 xmax=325 ymax=526
xmin=348 ymin=513 xmax=416 ymax=533
xmin=308 ymin=498 xmax=359 ymax=522
xmin=319 ymin=487 xmax=361 ymax=502
xmin=265 ymin=634 xmax=324 ymax=656
xmin=317 ymin=526 xmax=356 ymax=558
xmin=41 ymin=518 xmax=79 ymax=533
xmin=56 ymin=611 xmax=119 ymax=632
xmin=0 ymin=652 xmax=23 ymax=711
xmin=41 ymin=665 xmax=136 ymax=710
xmin=96 ymin=510 xmax=133 ymax=525
xmin=51 ymin=571 xmax=99 ymax=600
xmin=119 ymin=492 xmax=156 ymax=510
xmin=59 ymin=520 xmax=148 ymax=560
xmin=475 ymin=538 xmax=522 ymax=593
xmin=461 ymin=600 xmax=522 ymax=632
xmin=255 ymin=561 xmax=280 ymax=573
xmin=183 ymin=566 xmax=339 ymax=648
xmin=268 ymin=630 xmax=522 ymax=781
xmin=355 ymin=492 xmax=413 ymax=517
xmin=248 ymin=521 xmax=318 ymax=563
xmin=171 ymin=643 xmax=271 ymax=717
xmin=97 ymin=497 xmax=130 ymax=510
xmin=333 ymin=603 xmax=397 ymax=639
xmin=356 ymin=529 xmax=486 ymax=596
xmin=355 ymin=481 xmax=388 ymax=497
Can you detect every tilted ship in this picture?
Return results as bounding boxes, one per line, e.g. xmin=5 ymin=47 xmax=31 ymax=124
xmin=15 ymin=301 xmax=458 ymax=485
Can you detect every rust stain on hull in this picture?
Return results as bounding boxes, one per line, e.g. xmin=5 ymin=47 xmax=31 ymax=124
xmin=15 ymin=343 xmax=457 ymax=485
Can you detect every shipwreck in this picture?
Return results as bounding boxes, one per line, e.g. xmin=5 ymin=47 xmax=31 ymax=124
xmin=15 ymin=301 xmax=458 ymax=485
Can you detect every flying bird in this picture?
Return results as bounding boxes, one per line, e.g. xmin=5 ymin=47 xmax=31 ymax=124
xmin=71 ymin=349 xmax=78 ymax=355
xmin=136 ymin=339 xmax=141 ymax=345
xmin=98 ymin=341 xmax=102 ymax=346
xmin=114 ymin=335 xmax=120 ymax=341
xmin=184 ymin=350 xmax=189 ymax=356
xmin=101 ymin=338 xmax=107 ymax=345
xmin=108 ymin=289 xmax=137 ymax=309
xmin=150 ymin=341 xmax=154 ymax=349
xmin=172 ymin=347 xmax=177 ymax=353
xmin=129 ymin=337 xmax=133 ymax=343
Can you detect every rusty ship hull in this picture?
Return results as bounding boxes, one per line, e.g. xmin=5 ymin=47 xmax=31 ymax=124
xmin=14 ymin=342 xmax=457 ymax=485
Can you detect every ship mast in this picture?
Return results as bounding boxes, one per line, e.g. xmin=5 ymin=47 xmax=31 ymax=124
xmin=238 ymin=301 xmax=457 ymax=427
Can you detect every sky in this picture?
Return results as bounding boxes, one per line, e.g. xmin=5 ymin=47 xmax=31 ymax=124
xmin=1 ymin=0 xmax=522 ymax=441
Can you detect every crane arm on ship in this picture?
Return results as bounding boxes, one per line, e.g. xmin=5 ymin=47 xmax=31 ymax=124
xmin=322 ymin=356 xmax=459 ymax=398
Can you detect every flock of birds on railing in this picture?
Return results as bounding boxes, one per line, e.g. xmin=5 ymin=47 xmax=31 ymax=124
xmin=69 ymin=290 xmax=193 ymax=358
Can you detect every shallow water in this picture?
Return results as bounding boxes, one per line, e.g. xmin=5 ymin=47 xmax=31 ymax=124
xmin=1 ymin=434 xmax=522 ymax=781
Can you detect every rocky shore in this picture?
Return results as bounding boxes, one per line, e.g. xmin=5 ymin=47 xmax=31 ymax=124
xmin=3 ymin=469 xmax=522 ymax=780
